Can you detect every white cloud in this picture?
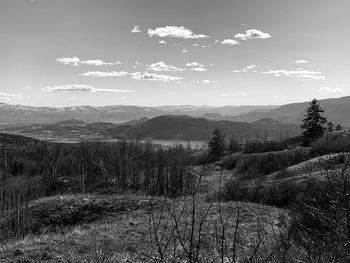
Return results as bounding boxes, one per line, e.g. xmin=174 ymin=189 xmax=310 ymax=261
xmin=57 ymin=57 xmax=120 ymax=66
xmin=0 ymin=92 xmax=23 ymax=100
xmin=80 ymin=71 xmax=129 ymax=77
xmin=247 ymin=65 xmax=256 ymax=70
xmin=147 ymin=61 xmax=185 ymax=72
xmin=318 ymin=87 xmax=344 ymax=93
xmin=159 ymin=40 xmax=166 ymax=44
xmin=191 ymin=67 xmax=207 ymax=72
xmin=193 ymin=43 xmax=200 ymax=47
xmin=186 ymin=62 xmax=204 ymax=67
xmin=235 ymin=29 xmax=271 ymax=40
xmin=57 ymin=57 xmax=80 ymax=66
xmin=263 ymin=69 xmax=325 ymax=80
xmin=131 ymin=25 xmax=141 ymax=33
xmin=132 ymin=61 xmax=142 ymax=69
xmin=131 ymin=72 xmax=182 ymax=82
xmin=148 ymin=26 xmax=209 ymax=39
xmin=80 ymin=60 xmax=115 ymax=66
xmin=191 ymin=80 xmax=215 ymax=84
xmin=42 ymin=84 xmax=134 ymax=93
xmin=233 ymin=64 xmax=257 ymax=73
xmin=295 ymin=59 xmax=310 ymax=64
xmin=221 ymin=39 xmax=240 ymax=46
xmin=182 ymin=49 xmax=188 ymax=53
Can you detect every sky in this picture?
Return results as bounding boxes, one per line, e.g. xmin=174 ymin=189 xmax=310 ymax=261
xmin=1 ymin=0 xmax=350 ymax=107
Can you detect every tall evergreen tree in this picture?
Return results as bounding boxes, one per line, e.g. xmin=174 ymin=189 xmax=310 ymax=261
xmin=301 ymin=98 xmax=327 ymax=139
xmin=208 ymin=128 xmax=226 ymax=160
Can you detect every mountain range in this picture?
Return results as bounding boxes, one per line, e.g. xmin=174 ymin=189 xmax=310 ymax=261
xmin=226 ymin=96 xmax=350 ymax=126
xmin=0 ymin=103 xmax=275 ymax=124
xmin=0 ymin=96 xmax=349 ymax=126
xmin=1 ymin=116 xmax=301 ymax=141
xmin=105 ymin=115 xmax=301 ymax=140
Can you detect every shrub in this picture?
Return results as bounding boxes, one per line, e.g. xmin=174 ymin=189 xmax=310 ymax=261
xmin=236 ymin=149 xmax=311 ymax=177
xmin=312 ymin=133 xmax=350 ymax=154
xmin=191 ymin=150 xmax=211 ymax=165
xmin=221 ymin=153 xmax=241 ymax=170
xmin=222 ymin=177 xmax=323 ymax=208
xmin=243 ymin=140 xmax=287 ymax=154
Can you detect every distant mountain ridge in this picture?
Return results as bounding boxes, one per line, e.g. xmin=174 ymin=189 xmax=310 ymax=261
xmin=0 ymin=103 xmax=276 ymax=124
xmin=105 ymin=115 xmax=301 ymax=140
xmin=227 ymin=96 xmax=350 ymax=126
xmin=0 ymin=95 xmax=349 ymax=126
xmin=2 ymin=116 xmax=301 ymax=141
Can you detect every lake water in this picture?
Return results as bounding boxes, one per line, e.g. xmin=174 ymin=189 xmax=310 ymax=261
xmin=151 ymin=140 xmax=208 ymax=149
xmin=44 ymin=137 xmax=208 ymax=149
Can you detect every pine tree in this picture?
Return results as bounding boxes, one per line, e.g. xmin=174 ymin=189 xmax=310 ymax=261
xmin=301 ymin=98 xmax=327 ymax=139
xmin=208 ymin=128 xmax=226 ymax=160
xmin=335 ymin=124 xmax=343 ymax=131
xmin=327 ymin=121 xmax=334 ymax=132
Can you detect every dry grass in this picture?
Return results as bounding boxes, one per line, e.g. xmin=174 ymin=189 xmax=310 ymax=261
xmin=0 ymin=194 xmax=290 ymax=263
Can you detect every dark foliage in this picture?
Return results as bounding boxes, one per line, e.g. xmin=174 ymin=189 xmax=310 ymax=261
xmin=208 ymin=128 xmax=226 ymax=160
xmin=242 ymin=139 xmax=287 ymax=154
xmin=301 ymin=98 xmax=327 ymax=139
xmin=236 ymin=148 xmax=311 ymax=177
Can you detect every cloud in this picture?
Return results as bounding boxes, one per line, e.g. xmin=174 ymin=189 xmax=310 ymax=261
xmin=42 ymin=84 xmax=134 ymax=93
xmin=80 ymin=71 xmax=129 ymax=77
xmin=147 ymin=61 xmax=185 ymax=72
xmin=148 ymin=26 xmax=209 ymax=39
xmin=233 ymin=64 xmax=257 ymax=73
xmin=57 ymin=57 xmax=120 ymax=66
xmin=221 ymin=39 xmax=240 ymax=46
xmin=318 ymin=87 xmax=344 ymax=93
xmin=186 ymin=62 xmax=204 ymax=67
xmin=131 ymin=72 xmax=182 ymax=82
xmin=191 ymin=80 xmax=215 ymax=84
xmin=57 ymin=57 xmax=80 ymax=66
xmin=159 ymin=40 xmax=166 ymax=44
xmin=191 ymin=67 xmax=207 ymax=72
xmin=202 ymin=80 xmax=214 ymax=84
xmin=0 ymin=92 xmax=23 ymax=100
xmin=131 ymin=25 xmax=141 ymax=33
xmin=263 ymin=69 xmax=325 ymax=80
xmin=193 ymin=43 xmax=210 ymax=48
xmin=235 ymin=29 xmax=271 ymax=40
xmin=132 ymin=61 xmax=142 ymax=69
xmin=295 ymin=60 xmax=310 ymax=64
xmin=81 ymin=60 xmax=118 ymax=66
xmin=182 ymin=49 xmax=188 ymax=53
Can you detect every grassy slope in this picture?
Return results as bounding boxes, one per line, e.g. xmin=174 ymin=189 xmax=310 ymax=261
xmin=0 ymin=194 xmax=289 ymax=263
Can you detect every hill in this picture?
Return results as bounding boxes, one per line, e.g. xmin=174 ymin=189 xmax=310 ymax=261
xmin=106 ymin=115 xmax=301 ymax=140
xmin=228 ymin=96 xmax=350 ymax=126
xmin=0 ymin=133 xmax=41 ymax=146
xmin=0 ymin=194 xmax=289 ymax=263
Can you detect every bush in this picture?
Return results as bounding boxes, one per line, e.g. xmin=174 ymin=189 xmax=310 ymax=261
xmin=236 ymin=149 xmax=311 ymax=177
xmin=221 ymin=153 xmax=241 ymax=170
xmin=243 ymin=140 xmax=287 ymax=154
xmin=312 ymin=133 xmax=350 ymax=154
xmin=191 ymin=150 xmax=211 ymax=165
xmin=222 ymin=177 xmax=324 ymax=208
